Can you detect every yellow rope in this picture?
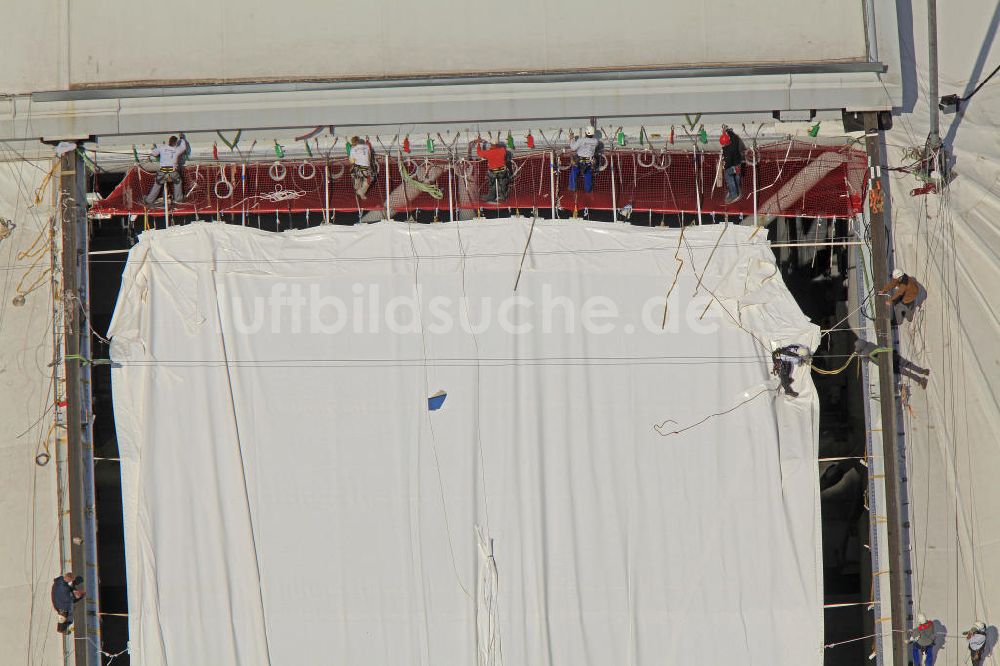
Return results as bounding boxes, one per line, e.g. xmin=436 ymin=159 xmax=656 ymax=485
xmin=33 ymin=161 xmax=59 ymax=205
xmin=811 ymin=352 xmax=858 ymax=375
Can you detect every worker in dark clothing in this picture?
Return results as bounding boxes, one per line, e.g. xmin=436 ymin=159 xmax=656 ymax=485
xmin=909 ymin=614 xmax=937 ymax=666
xmin=880 ymin=268 xmax=924 ymax=325
xmin=964 ymin=621 xmax=988 ymax=666
xmin=854 ymin=339 xmax=931 ymax=389
xmin=720 ymin=127 xmax=745 ymax=204
xmin=51 ymin=572 xmax=84 ymax=634
xmin=476 ymin=140 xmax=511 ymax=203
xmin=771 ymin=343 xmax=811 ymax=398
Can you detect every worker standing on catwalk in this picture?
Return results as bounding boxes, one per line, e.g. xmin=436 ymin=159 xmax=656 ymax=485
xmin=144 ymin=133 xmax=188 ymax=205
xmin=568 ymin=126 xmax=600 ymax=193
xmin=477 ymin=139 xmax=512 ymax=203
xmin=909 ymin=614 xmax=937 ymax=666
xmin=349 ymin=136 xmax=374 ymax=199
xmin=963 ymin=621 xmax=988 ymax=666
xmin=880 ymin=268 xmax=924 ymax=325
xmin=720 ymin=126 xmax=745 ymax=204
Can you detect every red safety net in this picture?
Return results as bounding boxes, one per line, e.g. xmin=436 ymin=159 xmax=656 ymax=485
xmin=91 ymin=141 xmax=867 ymax=219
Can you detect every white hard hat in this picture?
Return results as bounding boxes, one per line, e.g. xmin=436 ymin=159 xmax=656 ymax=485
xmin=917 ymin=613 xmax=927 ymax=624
xmin=892 ymin=268 xmax=904 ymax=280
xmin=585 ymin=125 xmax=595 ymax=137
xmin=973 ymin=621 xmax=986 ymax=632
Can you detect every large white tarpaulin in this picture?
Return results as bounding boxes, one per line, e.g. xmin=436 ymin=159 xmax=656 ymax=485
xmin=885 ymin=2 xmax=1000 ymax=656
xmin=109 ymin=220 xmax=823 ymax=665
xmin=0 ymin=159 xmax=62 ymax=666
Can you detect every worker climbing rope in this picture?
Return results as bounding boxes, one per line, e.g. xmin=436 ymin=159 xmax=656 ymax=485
xmin=963 ymin=621 xmax=988 ymax=666
xmin=880 ymin=268 xmax=925 ymax=326
xmin=567 ymin=126 xmax=600 ymax=193
xmin=348 ymin=136 xmax=375 ymax=200
xmin=771 ymin=343 xmax=812 ymax=398
xmin=143 ymin=133 xmax=188 ymax=205
xmin=908 ymin=613 xmax=938 ymax=666
xmin=476 ymin=138 xmax=512 ymax=203
xmin=854 ymin=339 xmax=931 ymax=389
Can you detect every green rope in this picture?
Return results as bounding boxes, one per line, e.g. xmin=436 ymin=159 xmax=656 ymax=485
xmin=216 ymin=130 xmax=242 ymax=151
xmin=63 ymin=354 xmax=112 ymax=366
xmin=398 ymin=159 xmax=443 ymax=200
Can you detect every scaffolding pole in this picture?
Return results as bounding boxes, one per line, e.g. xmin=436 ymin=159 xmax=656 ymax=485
xmin=863 ymin=112 xmax=909 ymax=666
xmin=59 ymin=148 xmax=102 ymax=666
xmin=610 ymin=152 xmax=618 ymax=223
xmin=549 ymin=151 xmax=557 ymax=219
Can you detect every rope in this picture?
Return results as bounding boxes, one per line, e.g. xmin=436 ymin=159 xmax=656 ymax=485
xmin=258 ymin=188 xmax=305 ymax=202
xmin=811 ymin=352 xmax=859 ymax=375
xmin=398 ymin=155 xmax=444 ymax=199
xmin=653 ymin=388 xmax=774 ymax=437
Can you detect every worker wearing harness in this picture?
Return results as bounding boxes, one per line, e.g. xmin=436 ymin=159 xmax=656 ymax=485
xmin=771 ymin=343 xmax=811 ymax=398
xmin=144 ymin=133 xmax=188 ymax=205
xmin=476 ymin=140 xmax=512 ymax=203
xmin=880 ymin=268 xmax=924 ymax=325
xmin=349 ymin=136 xmax=375 ymax=199
xmin=963 ymin=621 xmax=987 ymax=666
xmin=720 ymin=127 xmax=745 ymax=204
xmin=568 ymin=126 xmax=600 ymax=193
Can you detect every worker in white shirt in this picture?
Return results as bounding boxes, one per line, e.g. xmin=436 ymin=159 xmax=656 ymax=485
xmin=568 ymin=126 xmax=600 ymax=193
xmin=349 ymin=136 xmax=374 ymax=199
xmin=963 ymin=621 xmax=988 ymax=666
xmin=144 ymin=133 xmax=188 ymax=205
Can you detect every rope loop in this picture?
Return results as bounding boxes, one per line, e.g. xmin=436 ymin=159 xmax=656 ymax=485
xmin=636 ymin=149 xmax=658 ymax=168
xmin=269 ymin=161 xmax=287 ymax=181
xmin=214 ymin=177 xmax=234 ymax=199
xmin=456 ymin=159 xmax=476 ymax=178
xmin=298 ymin=161 xmax=316 ymax=180
xmin=328 ymin=160 xmax=345 ymax=180
xmin=556 ymin=150 xmax=575 ymax=172
xmin=402 ymin=156 xmax=420 ymax=177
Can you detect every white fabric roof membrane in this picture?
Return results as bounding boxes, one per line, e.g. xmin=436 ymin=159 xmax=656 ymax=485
xmin=0 ymin=160 xmax=62 ymax=666
xmin=109 ymin=220 xmax=822 ymax=665
xmin=886 ymin=1 xmax=1000 ymax=652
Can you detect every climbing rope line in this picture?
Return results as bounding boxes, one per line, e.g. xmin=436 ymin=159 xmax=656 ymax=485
xmin=403 ymin=219 xmax=473 ymax=603
xmin=653 ymin=387 xmax=774 ymax=437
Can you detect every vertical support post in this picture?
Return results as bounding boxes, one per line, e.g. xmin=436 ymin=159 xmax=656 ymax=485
xmin=59 ymin=148 xmax=101 ymax=666
xmin=927 ymin=0 xmax=940 ymax=152
xmin=863 ymin=112 xmax=908 ymax=666
xmin=241 ymin=163 xmax=247 ymax=226
xmin=610 ymin=152 xmax=618 ymax=223
xmin=448 ymin=157 xmax=455 ymax=223
xmin=854 ymin=212 xmax=890 ymax=666
xmin=751 ymin=145 xmax=758 ymax=228
xmin=549 ymin=151 xmax=557 ymax=219
xmin=324 ymin=162 xmax=330 ymax=224
xmin=385 ymin=153 xmax=391 ymax=220
xmin=694 ymin=145 xmax=703 ymax=226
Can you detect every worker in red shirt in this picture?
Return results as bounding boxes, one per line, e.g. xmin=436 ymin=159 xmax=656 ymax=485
xmin=476 ymin=140 xmax=512 ymax=203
